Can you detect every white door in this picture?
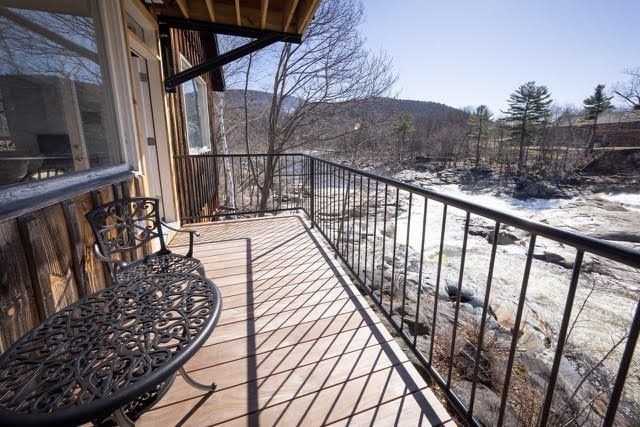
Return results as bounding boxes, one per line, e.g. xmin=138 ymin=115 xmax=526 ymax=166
xmin=131 ymin=53 xmax=163 ymax=203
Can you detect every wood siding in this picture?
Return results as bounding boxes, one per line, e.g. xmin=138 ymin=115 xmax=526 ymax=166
xmin=167 ymin=28 xmax=219 ymax=223
xmin=0 ymin=177 xmax=141 ymax=352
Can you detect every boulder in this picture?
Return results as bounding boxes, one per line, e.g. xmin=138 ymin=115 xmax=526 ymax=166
xmin=487 ymin=229 xmax=520 ymax=245
xmin=446 ymin=285 xmax=475 ymax=303
xmin=403 ymin=316 xmax=431 ymax=336
xmin=513 ymin=174 xmax=571 ymax=200
xmin=453 ymin=382 xmax=519 ymax=427
xmin=454 ymin=340 xmax=493 ymax=387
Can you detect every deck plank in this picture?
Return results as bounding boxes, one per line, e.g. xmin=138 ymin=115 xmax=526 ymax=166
xmin=140 ymin=215 xmax=452 ymax=426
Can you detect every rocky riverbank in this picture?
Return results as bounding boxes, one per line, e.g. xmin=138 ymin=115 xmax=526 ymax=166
xmin=339 ymin=165 xmax=640 ymax=425
xmin=369 ymin=158 xmax=640 ymax=200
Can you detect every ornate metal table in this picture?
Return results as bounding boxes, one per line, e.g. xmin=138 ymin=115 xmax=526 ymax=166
xmin=0 ymin=272 xmax=221 ymax=426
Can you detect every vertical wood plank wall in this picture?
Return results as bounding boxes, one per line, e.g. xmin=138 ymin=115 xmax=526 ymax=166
xmin=0 ymin=177 xmax=140 ymax=352
xmin=168 ymin=28 xmax=219 ymax=223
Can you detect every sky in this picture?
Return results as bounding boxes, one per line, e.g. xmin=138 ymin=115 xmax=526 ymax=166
xmin=360 ymin=0 xmax=640 ymax=116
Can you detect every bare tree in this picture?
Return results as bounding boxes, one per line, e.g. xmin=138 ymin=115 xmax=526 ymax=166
xmin=614 ymin=68 xmax=640 ymax=111
xmin=241 ymin=0 xmax=397 ymax=210
xmin=0 ymin=7 xmax=100 ymax=83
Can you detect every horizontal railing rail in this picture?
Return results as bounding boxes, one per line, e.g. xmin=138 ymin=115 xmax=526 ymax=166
xmin=180 ymin=152 xmax=640 ymax=426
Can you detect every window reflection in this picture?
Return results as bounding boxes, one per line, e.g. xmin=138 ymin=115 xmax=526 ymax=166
xmin=0 ymin=2 xmax=122 ymax=186
xmin=181 ymin=55 xmax=211 ymax=154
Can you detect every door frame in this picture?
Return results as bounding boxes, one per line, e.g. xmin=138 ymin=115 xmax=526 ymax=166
xmin=125 ymin=0 xmax=179 ymax=223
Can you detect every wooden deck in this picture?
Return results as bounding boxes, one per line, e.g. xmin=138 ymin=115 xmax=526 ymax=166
xmin=139 ymin=214 xmax=454 ymax=426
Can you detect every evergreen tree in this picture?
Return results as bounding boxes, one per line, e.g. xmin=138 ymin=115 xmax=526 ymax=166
xmin=503 ymin=81 xmax=552 ymax=174
xmin=583 ymin=84 xmax=613 ymax=149
xmin=393 ymin=113 xmax=413 ymax=159
xmin=466 ymin=105 xmax=492 ymax=167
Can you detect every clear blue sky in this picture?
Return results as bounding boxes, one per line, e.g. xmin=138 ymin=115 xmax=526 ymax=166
xmin=360 ymin=0 xmax=639 ymax=116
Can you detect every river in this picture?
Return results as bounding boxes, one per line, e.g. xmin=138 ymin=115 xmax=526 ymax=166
xmin=385 ymin=169 xmax=640 ymax=421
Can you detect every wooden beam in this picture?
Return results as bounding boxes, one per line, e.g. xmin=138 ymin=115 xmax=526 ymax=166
xmin=260 ymin=0 xmax=269 ymax=29
xmin=283 ymin=0 xmax=299 ymax=33
xmin=205 ymin=0 xmax=216 ymax=21
xmin=164 ymin=33 xmax=290 ymax=91
xmin=296 ymin=0 xmax=321 ymax=34
xmin=176 ymin=0 xmax=190 ymax=18
xmin=234 ymin=0 xmax=241 ymax=26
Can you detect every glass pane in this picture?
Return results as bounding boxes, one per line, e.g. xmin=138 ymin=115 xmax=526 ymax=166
xmin=184 ymin=78 xmax=203 ymax=152
xmin=181 ymin=56 xmax=211 ymax=154
xmin=0 ymin=2 xmax=123 ymax=186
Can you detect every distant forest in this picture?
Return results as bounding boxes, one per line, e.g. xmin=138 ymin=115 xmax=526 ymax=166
xmin=216 ymin=88 xmax=640 ymax=178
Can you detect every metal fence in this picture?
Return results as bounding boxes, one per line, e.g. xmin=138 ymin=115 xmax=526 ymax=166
xmin=181 ymin=153 xmax=640 ymax=426
xmin=174 ymin=154 xmax=310 ymax=222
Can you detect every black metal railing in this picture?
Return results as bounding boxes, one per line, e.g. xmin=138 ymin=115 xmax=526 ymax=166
xmin=174 ymin=154 xmax=311 ymax=222
xmin=178 ymin=153 xmax=640 ymax=426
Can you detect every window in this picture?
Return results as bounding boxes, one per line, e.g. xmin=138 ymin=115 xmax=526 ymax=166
xmin=0 ymin=1 xmax=123 ymax=187
xmin=180 ymin=55 xmax=211 ymax=154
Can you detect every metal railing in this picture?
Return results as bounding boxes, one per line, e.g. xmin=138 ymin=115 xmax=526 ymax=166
xmin=179 ymin=153 xmax=640 ymax=426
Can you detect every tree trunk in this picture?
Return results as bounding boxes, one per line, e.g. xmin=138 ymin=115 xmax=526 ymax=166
xmin=259 ymin=155 xmax=275 ymax=212
xmin=213 ymin=92 xmax=236 ymax=211
xmin=587 ymin=112 xmax=599 ymax=150
xmin=517 ymin=123 xmax=527 ymax=174
xmin=475 ymin=121 xmax=482 ymax=167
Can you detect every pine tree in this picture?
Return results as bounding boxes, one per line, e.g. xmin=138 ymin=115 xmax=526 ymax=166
xmin=583 ymin=84 xmax=613 ymax=149
xmin=503 ymin=81 xmax=552 ymax=174
xmin=393 ymin=113 xmax=413 ymax=160
xmin=466 ymin=105 xmax=492 ymax=167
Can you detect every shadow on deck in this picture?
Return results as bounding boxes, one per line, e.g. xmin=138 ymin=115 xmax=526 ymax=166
xmin=139 ymin=214 xmax=454 ymax=426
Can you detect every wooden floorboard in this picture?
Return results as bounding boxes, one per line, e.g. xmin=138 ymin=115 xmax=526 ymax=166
xmin=140 ymin=215 xmax=453 ymax=426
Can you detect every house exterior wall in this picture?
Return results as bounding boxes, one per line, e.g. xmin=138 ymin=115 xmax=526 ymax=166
xmin=553 ymin=114 xmax=640 ymax=148
xmin=0 ymin=0 xmax=225 ymax=349
xmin=0 ymin=177 xmax=142 ymax=352
xmin=0 ymin=1 xmax=150 ymax=350
xmin=0 ymin=0 xmax=227 ymax=350
xmin=166 ymin=28 xmax=219 ymax=222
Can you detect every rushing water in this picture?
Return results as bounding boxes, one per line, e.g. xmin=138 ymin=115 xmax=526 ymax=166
xmin=385 ymin=174 xmax=640 ymax=419
xmin=317 ymin=168 xmax=639 ymax=419
xmin=596 ymin=192 xmax=640 ymax=212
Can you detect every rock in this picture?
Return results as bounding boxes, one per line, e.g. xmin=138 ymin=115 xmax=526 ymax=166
xmin=446 ymin=285 xmax=475 ymax=303
xmin=454 ymin=382 xmax=519 ymax=427
xmin=487 ymin=229 xmax=520 ymax=245
xmin=533 ymin=249 xmax=574 ymax=269
xmin=454 ymin=340 xmax=493 ymax=387
xmin=532 ymin=197 xmax=640 ymax=245
xmin=393 ymin=301 xmax=432 ymax=336
xmin=513 ymin=174 xmax=571 ymax=200
xmin=468 ymin=224 xmax=491 ymax=238
xmin=403 ymin=316 xmax=431 ymax=336
xmin=391 ymin=282 xmax=419 ymax=302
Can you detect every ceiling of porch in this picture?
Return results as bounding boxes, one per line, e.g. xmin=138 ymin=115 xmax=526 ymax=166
xmin=144 ymin=0 xmax=321 ymax=36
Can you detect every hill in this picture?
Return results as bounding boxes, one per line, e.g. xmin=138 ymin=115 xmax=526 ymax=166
xmin=218 ymin=89 xmax=469 ymax=160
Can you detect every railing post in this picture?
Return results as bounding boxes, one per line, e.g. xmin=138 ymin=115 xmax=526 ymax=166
xmin=309 ymin=156 xmax=316 ymax=228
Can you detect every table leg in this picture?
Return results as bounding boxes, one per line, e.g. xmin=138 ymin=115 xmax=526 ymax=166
xmin=179 ymin=366 xmax=217 ymax=392
xmin=112 ymin=408 xmax=135 ymax=427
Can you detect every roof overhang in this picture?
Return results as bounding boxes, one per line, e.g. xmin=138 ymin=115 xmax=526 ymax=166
xmin=145 ymin=0 xmax=321 ymax=36
xmin=146 ymin=1 xmax=321 ymax=92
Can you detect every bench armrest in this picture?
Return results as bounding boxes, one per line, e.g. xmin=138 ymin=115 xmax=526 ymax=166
xmin=92 ymin=243 xmax=128 ymax=281
xmin=161 ymin=220 xmax=199 ymax=258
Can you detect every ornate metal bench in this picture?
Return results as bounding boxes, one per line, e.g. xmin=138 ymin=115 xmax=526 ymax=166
xmin=86 ymin=197 xmax=204 ymax=283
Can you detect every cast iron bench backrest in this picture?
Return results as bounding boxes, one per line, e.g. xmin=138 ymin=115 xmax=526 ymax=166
xmin=86 ymin=197 xmax=169 ymax=260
